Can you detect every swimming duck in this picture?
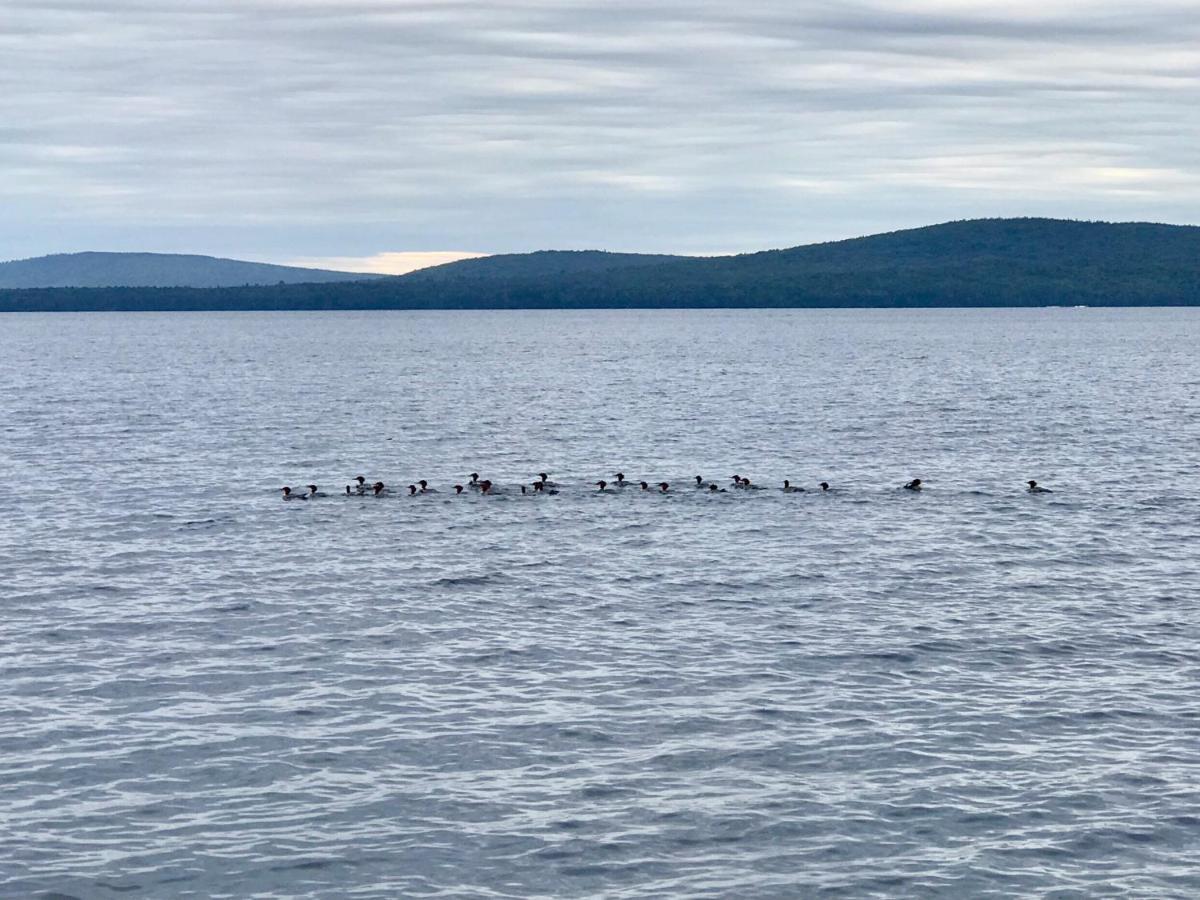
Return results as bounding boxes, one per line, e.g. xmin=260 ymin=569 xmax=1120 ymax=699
xmin=658 ymin=482 xmax=670 ymax=493
xmin=596 ymin=480 xmax=615 ymax=493
xmin=904 ymin=479 xmax=922 ymax=491
xmin=468 ymin=473 xmax=482 ymax=491
xmin=819 ymin=482 xmax=831 ymax=492
xmin=536 ymin=473 xmax=559 ymax=488
xmin=305 ymin=484 xmax=326 ymax=498
xmin=782 ymin=480 xmax=804 ymax=493
xmin=372 ymin=481 xmax=388 ymax=496
xmin=454 ymin=484 xmax=465 ymax=495
xmin=1027 ymin=480 xmax=1053 ymax=493
xmin=418 ymin=479 xmax=438 ymax=494
xmin=613 ymin=473 xmax=632 ymax=487
xmin=281 ymin=486 xmax=306 ymax=501
xmin=533 ymin=481 xmax=558 ymax=495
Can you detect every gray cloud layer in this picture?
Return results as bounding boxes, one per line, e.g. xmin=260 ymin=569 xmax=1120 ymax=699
xmin=2 ymin=0 xmax=1198 ymax=259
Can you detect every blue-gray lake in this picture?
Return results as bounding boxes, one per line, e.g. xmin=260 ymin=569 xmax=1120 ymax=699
xmin=2 ymin=308 xmax=1198 ymax=898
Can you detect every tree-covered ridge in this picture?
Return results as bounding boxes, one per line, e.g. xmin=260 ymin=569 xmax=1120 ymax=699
xmin=0 ymin=251 xmax=384 ymax=289
xmin=3 ymin=219 xmax=1199 ymax=311
xmin=404 ymin=250 xmax=688 ymax=282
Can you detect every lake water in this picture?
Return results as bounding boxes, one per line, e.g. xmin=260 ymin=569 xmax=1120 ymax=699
xmin=2 ymin=308 xmax=1199 ymax=898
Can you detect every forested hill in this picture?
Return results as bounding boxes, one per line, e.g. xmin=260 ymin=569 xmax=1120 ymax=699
xmin=3 ymin=219 xmax=1199 ymax=311
xmin=0 ymin=251 xmax=384 ymax=289
xmin=404 ymin=250 xmax=688 ymax=282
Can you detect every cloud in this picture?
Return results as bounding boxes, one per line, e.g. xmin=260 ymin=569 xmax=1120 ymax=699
xmin=2 ymin=0 xmax=1199 ymax=259
xmin=285 ymin=250 xmax=488 ymax=275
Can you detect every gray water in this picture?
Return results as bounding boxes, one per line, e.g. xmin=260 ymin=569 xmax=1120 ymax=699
xmin=2 ymin=308 xmax=1198 ymax=898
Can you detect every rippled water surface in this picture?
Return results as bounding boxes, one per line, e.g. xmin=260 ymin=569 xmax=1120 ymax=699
xmin=2 ymin=308 xmax=1200 ymax=898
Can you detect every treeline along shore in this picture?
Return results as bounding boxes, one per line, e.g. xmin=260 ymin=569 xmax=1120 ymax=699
xmin=4 ymin=218 xmax=1200 ymax=312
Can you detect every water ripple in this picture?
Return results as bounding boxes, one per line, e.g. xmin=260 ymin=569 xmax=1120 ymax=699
xmin=2 ymin=309 xmax=1199 ymax=898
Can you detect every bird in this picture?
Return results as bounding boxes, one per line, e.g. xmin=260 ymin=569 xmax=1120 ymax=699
xmin=1027 ymin=480 xmax=1053 ymax=493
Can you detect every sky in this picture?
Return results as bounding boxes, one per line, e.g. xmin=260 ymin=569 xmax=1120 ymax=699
xmin=2 ymin=0 xmax=1198 ymax=272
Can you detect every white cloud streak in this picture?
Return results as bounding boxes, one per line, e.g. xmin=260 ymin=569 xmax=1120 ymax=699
xmin=1 ymin=0 xmax=1198 ymax=259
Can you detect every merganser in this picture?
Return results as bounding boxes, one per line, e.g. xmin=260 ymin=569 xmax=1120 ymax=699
xmin=904 ymin=479 xmax=922 ymax=491
xmin=740 ymin=478 xmax=763 ymax=490
xmin=613 ymin=473 xmax=632 ymax=487
xmin=819 ymin=482 xmax=830 ymax=492
xmin=533 ymin=481 xmax=558 ymax=495
xmin=694 ymin=475 xmax=708 ymax=488
xmin=708 ymin=483 xmax=726 ymax=493
xmin=782 ymin=480 xmax=803 ymax=493
xmin=479 ymin=479 xmax=495 ymax=494
xmin=468 ymin=473 xmax=482 ymax=491
xmin=305 ymin=484 xmax=326 ymax=498
xmin=537 ymin=473 xmax=559 ymax=488
xmin=731 ymin=475 xmax=746 ymax=488
xmin=418 ymin=479 xmax=438 ymax=494
xmin=454 ymin=484 xmax=465 ymax=495
xmin=1027 ymin=480 xmax=1053 ymax=493
xmin=372 ymin=481 xmax=388 ymax=496
xmin=281 ymin=486 xmax=306 ymax=501
xmin=408 ymin=484 xmax=418 ymax=495
xmin=596 ymin=480 xmax=614 ymax=493
xmin=640 ymin=481 xmax=650 ymax=491
xmin=351 ymin=475 xmax=368 ymax=495
xmin=658 ymin=482 xmax=670 ymax=493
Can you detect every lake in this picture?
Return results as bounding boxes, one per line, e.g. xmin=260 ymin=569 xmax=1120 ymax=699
xmin=2 ymin=308 xmax=1198 ymax=897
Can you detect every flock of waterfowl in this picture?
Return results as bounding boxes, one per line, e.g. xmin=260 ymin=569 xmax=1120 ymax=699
xmin=280 ymin=473 xmax=1054 ymax=500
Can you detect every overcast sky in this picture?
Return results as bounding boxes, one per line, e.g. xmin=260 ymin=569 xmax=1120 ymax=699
xmin=2 ymin=0 xmax=1198 ymax=271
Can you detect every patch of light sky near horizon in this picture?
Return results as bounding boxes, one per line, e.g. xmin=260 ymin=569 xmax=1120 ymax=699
xmin=286 ymin=250 xmax=489 ymax=275
xmin=0 ymin=0 xmax=1198 ymax=261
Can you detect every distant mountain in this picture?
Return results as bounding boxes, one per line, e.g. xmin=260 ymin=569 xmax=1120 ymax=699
xmin=4 ymin=219 xmax=1200 ymax=310
xmin=405 ymin=249 xmax=688 ymax=282
xmin=0 ymin=251 xmax=385 ymax=289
